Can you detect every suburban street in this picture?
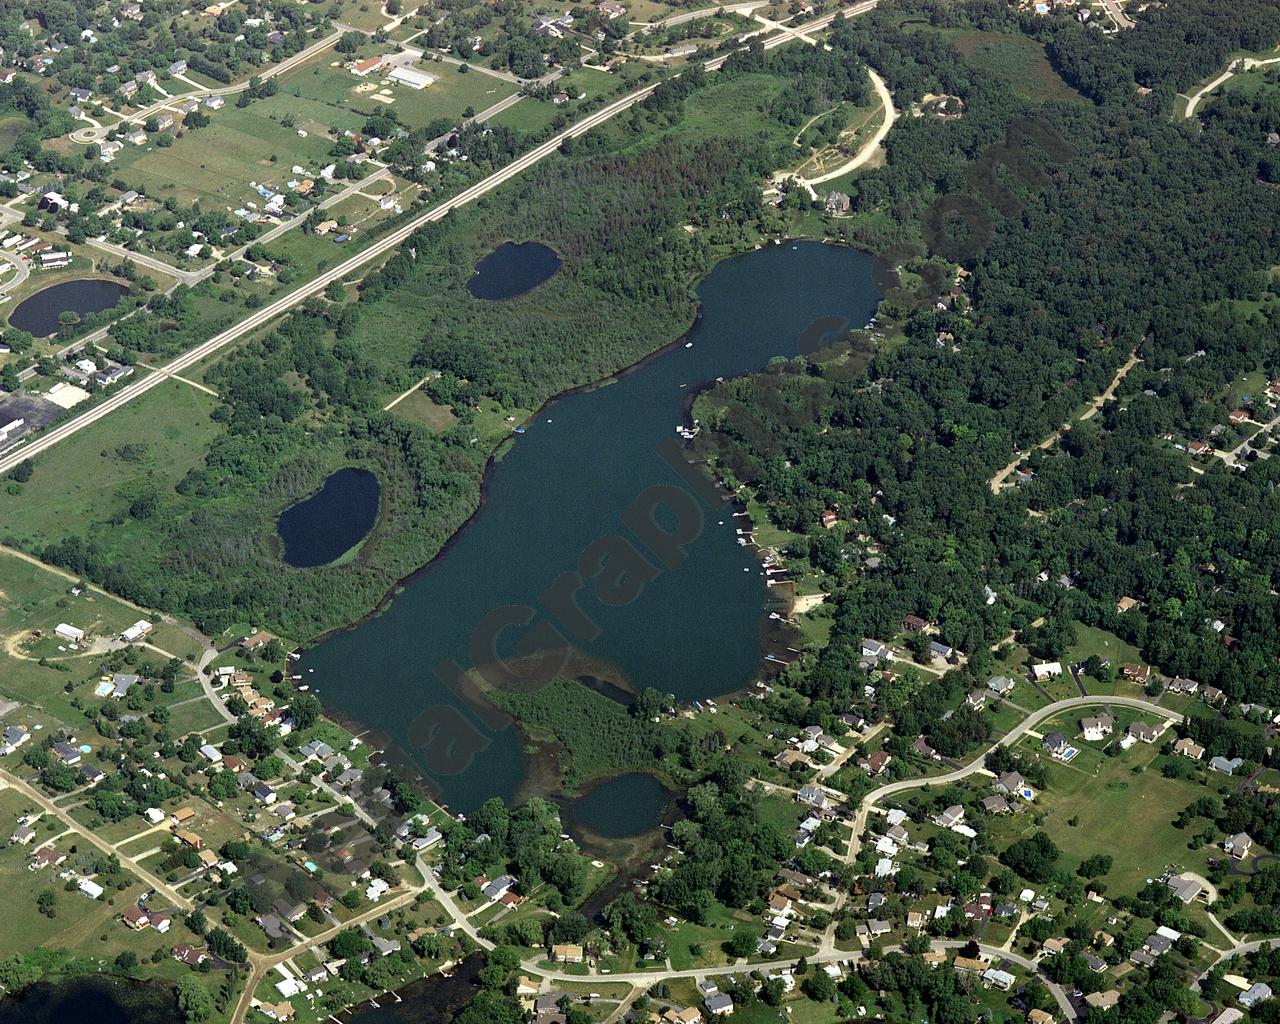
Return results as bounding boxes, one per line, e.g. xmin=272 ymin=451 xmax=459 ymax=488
xmin=0 ymin=765 xmax=193 ymax=911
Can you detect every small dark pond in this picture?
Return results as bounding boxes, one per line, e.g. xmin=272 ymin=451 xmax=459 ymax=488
xmin=277 ymin=467 xmax=381 ymax=568
xmin=564 ymin=772 xmax=670 ymax=838
xmin=0 ymin=977 xmax=177 ymax=1024
xmin=466 ymin=241 xmax=561 ymax=300
xmin=342 ymin=954 xmax=483 ymax=1024
xmin=8 ymin=278 xmax=128 ymax=337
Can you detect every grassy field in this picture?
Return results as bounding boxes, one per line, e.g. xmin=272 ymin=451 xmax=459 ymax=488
xmin=390 ymin=389 xmax=459 ymax=431
xmin=0 ymin=113 xmax=28 ymax=151
xmin=270 ymin=52 xmax=518 ymax=133
xmin=110 ymin=104 xmax=340 ymax=209
xmin=0 ymin=380 xmax=220 ymax=557
xmin=1002 ymin=736 xmax=1216 ymax=895
xmin=946 ymin=30 xmax=1083 ymax=104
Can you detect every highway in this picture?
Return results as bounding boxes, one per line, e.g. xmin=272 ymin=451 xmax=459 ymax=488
xmin=0 ymin=0 xmax=878 ymax=476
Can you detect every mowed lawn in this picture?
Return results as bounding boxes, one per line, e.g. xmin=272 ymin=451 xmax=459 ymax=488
xmin=1021 ymin=747 xmax=1215 ymax=895
xmin=272 ymin=53 xmax=518 ymax=133
xmin=110 ymin=105 xmax=340 ymax=208
xmin=0 ymin=380 xmax=221 ymax=554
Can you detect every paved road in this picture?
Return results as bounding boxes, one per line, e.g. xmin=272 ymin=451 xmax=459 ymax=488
xmin=1100 ymin=0 xmax=1134 ymax=30
xmin=632 ymin=1 xmax=767 ymax=30
xmin=0 ymin=765 xmax=193 ymax=911
xmin=988 ymin=349 xmax=1141 ymax=493
xmin=0 ymin=0 xmax=879 ymax=476
xmin=0 ymin=247 xmax=31 ymax=295
xmin=847 ymin=695 xmax=1184 ymax=859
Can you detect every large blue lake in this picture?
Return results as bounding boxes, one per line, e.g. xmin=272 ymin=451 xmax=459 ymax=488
xmin=301 ymin=241 xmax=881 ymax=812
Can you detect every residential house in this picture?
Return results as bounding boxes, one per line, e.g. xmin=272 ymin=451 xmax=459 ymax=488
xmin=994 ymin=771 xmax=1032 ymax=800
xmin=1173 ymin=737 xmax=1205 ymax=760
xmin=704 ymin=993 xmax=734 ymax=1016
xmin=1166 ymin=874 xmax=1204 ymax=904
xmin=824 ymin=191 xmax=851 ymax=215
xmin=240 ymin=630 xmax=275 ymax=652
xmin=982 ymin=794 xmax=1011 ymax=815
xmin=1202 ymin=685 xmax=1226 ymax=706
xmin=796 ymin=785 xmax=828 ymax=808
xmin=1209 ymin=755 xmax=1243 ymax=776
xmin=983 ymin=968 xmax=1015 ymax=991
xmin=1084 ymin=991 xmax=1120 ymax=1011
xmin=551 ymin=943 xmax=584 ymax=963
xmin=1127 ymin=721 xmax=1158 ymax=744
xmin=1080 ymin=715 xmax=1114 ymax=741
xmin=1121 ymin=664 xmax=1151 ymax=683
xmin=859 ymin=751 xmax=891 ymax=777
xmin=913 ymin=736 xmax=940 ymax=760
xmin=1032 ymin=662 xmax=1062 ymax=680
xmin=1239 ymin=983 xmax=1273 ymax=1010
xmin=52 ymin=741 xmax=81 ymax=765
xmin=1042 ymin=732 xmax=1069 ymax=758
xmin=2 ymin=725 xmax=30 ymax=755
xmin=861 ymin=639 xmax=888 ymax=660
xmin=935 ymin=805 xmax=965 ymax=830
xmin=482 ymin=875 xmax=516 ymax=901
xmin=1167 ymin=676 xmax=1199 ymax=695
xmin=9 ymin=823 xmax=35 ymax=846
xmin=29 ymin=846 xmax=65 ymax=870
xmin=988 ymin=676 xmax=1015 ymax=697
xmin=1224 ymin=832 xmax=1253 ymax=860
xmin=966 ymin=690 xmax=986 ymax=711
xmin=121 ymin=906 xmax=150 ymax=930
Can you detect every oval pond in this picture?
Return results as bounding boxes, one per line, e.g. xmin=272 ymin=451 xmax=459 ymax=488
xmin=8 ymin=278 xmax=128 ymax=337
xmin=277 ymin=467 xmax=381 ymax=568
xmin=466 ymin=241 xmax=561 ymax=300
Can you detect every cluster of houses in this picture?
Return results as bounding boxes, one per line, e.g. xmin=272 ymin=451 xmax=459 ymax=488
xmin=0 ymin=226 xmax=71 ymax=273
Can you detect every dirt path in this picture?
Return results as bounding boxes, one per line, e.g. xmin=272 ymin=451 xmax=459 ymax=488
xmin=800 ymin=67 xmax=894 ymax=187
xmin=988 ymin=349 xmax=1141 ymax=493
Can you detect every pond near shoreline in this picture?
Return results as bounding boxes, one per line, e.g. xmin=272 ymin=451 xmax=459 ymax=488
xmin=0 ymin=977 xmax=177 ymax=1024
xmin=277 ymin=467 xmax=381 ymax=568
xmin=302 ymin=241 xmax=882 ymax=813
xmin=466 ymin=241 xmax=561 ymax=300
xmin=562 ymin=772 xmax=671 ymax=839
xmin=8 ymin=278 xmax=128 ymax=337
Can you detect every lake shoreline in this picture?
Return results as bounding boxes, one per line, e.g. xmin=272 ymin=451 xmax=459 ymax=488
xmin=296 ymin=235 xmax=884 ymax=816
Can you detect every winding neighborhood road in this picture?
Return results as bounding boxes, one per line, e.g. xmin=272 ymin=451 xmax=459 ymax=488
xmin=846 ymin=694 xmax=1183 ymax=859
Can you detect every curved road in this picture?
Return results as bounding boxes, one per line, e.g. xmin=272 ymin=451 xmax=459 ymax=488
xmin=797 ymin=65 xmax=895 ymax=189
xmin=0 ymin=248 xmax=30 ymax=295
xmin=847 ymin=695 xmax=1184 ymax=859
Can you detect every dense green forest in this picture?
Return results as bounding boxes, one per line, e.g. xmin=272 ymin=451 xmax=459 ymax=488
xmin=693 ymin=0 xmax=1280 ymax=738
